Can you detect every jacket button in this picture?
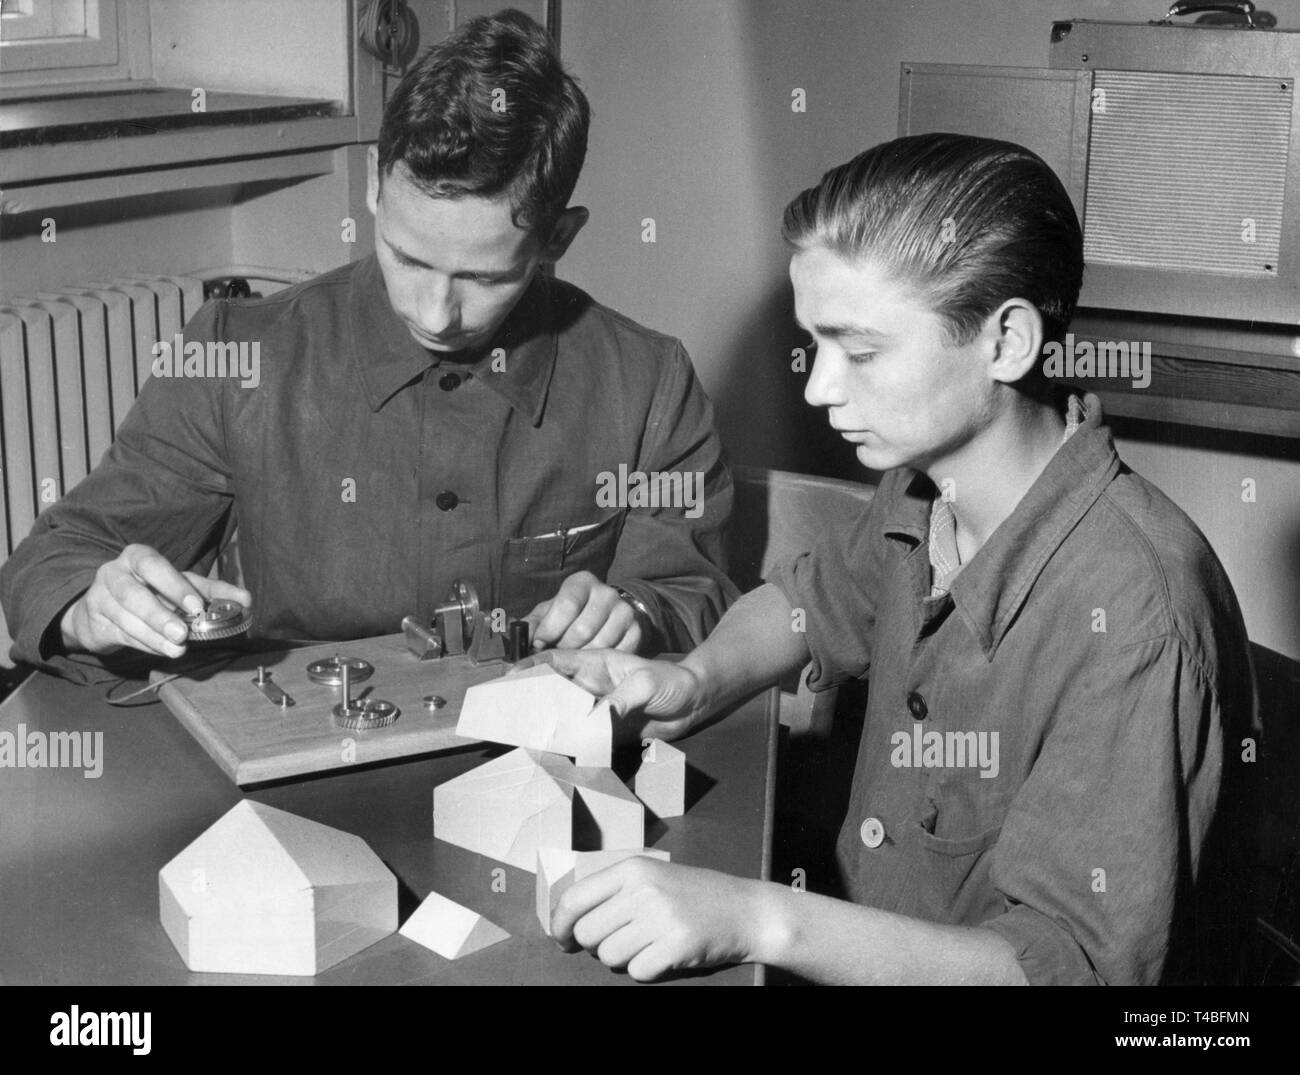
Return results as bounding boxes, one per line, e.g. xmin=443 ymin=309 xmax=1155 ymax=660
xmin=907 ymin=691 xmax=928 ymax=720
xmin=859 ymin=817 xmax=886 ymax=849
xmin=439 ymin=372 xmax=462 ymax=391
xmin=435 ymin=491 xmax=459 ymax=511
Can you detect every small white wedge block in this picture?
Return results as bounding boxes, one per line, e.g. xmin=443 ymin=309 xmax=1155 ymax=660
xmin=400 ymin=891 xmax=510 ymax=960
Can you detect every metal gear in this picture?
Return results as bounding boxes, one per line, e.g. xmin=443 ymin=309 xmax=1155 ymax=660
xmin=332 ymin=698 xmax=400 ymax=730
xmin=184 ymin=599 xmax=251 ymax=642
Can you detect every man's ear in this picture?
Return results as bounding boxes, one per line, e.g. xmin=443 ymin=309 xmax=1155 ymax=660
xmin=987 ymin=299 xmax=1044 ymax=386
xmin=366 ymin=145 xmax=381 ymax=218
xmin=540 ymin=206 xmax=590 ymax=263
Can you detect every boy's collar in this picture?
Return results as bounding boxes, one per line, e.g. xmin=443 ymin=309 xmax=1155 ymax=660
xmin=927 ymin=393 xmax=1090 ymax=597
xmin=883 ymin=393 xmax=1119 ymax=658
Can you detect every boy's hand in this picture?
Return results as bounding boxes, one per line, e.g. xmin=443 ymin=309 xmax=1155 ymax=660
xmin=60 ymin=544 xmax=252 ymax=659
xmin=524 ymin=571 xmax=641 ymax=653
xmin=511 ymin=647 xmax=704 ymax=742
xmin=550 ymin=857 xmax=780 ymax=981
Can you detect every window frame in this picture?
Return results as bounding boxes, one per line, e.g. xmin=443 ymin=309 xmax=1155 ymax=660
xmin=0 ymin=0 xmax=148 ymax=89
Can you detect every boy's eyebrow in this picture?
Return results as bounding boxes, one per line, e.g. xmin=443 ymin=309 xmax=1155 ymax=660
xmin=795 ymin=315 xmax=890 ymax=341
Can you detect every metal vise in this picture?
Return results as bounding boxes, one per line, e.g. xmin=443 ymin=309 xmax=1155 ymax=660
xmin=402 ymin=580 xmax=507 ymax=666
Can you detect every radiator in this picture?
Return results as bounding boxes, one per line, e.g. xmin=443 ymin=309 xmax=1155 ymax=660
xmin=0 ymin=274 xmax=205 ymax=664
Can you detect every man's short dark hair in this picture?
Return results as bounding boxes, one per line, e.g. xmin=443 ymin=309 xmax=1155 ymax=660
xmin=782 ymin=133 xmax=1084 ymax=348
xmin=377 ymin=8 xmax=590 ymax=235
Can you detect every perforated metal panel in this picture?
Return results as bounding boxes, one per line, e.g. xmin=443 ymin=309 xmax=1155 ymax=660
xmin=1084 ymin=70 xmax=1292 ymax=277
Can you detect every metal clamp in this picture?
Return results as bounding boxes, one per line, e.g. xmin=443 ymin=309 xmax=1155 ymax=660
xmin=252 ymin=665 xmax=295 ymax=708
xmin=403 ymin=579 xmax=505 ymax=665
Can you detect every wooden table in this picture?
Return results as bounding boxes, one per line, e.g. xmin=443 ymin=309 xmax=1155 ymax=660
xmin=0 ymin=667 xmax=777 ymax=986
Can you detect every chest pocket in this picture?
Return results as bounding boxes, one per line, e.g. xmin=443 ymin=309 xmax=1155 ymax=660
xmin=903 ymin=768 xmax=1011 ymax=925
xmin=909 ymin=821 xmax=1005 ymax=926
xmin=498 ymin=511 xmax=624 ymax=615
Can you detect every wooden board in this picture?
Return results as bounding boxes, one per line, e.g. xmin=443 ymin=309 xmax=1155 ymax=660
xmin=154 ymin=633 xmax=506 ymax=786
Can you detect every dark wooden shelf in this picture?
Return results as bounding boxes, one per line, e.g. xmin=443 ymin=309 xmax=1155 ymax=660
xmin=1065 ymin=309 xmax=1300 ymax=439
xmin=0 ymin=86 xmax=345 ymax=150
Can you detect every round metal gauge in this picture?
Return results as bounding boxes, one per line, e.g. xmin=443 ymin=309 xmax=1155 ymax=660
xmin=306 ymin=656 xmax=375 ymax=687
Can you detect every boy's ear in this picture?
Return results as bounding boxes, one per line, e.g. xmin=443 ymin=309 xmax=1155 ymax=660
xmin=988 ymin=299 xmax=1044 ymax=385
xmin=366 ymin=145 xmax=381 ymax=218
xmin=540 ymin=207 xmax=590 ymax=263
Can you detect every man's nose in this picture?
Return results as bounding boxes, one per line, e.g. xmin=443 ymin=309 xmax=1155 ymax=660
xmin=418 ymin=278 xmax=460 ymax=335
xmin=803 ymin=349 xmax=846 ymax=409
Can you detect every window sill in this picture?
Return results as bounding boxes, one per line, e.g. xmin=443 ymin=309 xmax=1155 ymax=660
xmin=0 ymin=83 xmax=366 ymax=187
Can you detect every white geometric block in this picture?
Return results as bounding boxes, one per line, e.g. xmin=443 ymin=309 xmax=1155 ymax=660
xmin=399 ymin=891 xmax=509 ymax=960
xmin=568 ymin=699 xmax=614 ymax=769
xmin=158 ymin=800 xmax=396 ymax=976
xmin=633 ymin=738 xmax=686 ymax=818
xmin=456 ymin=666 xmax=612 ymax=767
xmin=566 ymin=765 xmax=645 ymax=850
xmin=433 ymin=748 xmax=644 ymax=871
xmin=535 ymin=848 xmax=670 ymax=936
xmin=434 ymin=748 xmax=574 ymax=872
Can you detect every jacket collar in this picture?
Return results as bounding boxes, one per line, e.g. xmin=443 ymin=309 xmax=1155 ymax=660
xmin=347 ymin=254 xmax=559 ymax=425
xmin=881 ymin=394 xmax=1120 ymax=659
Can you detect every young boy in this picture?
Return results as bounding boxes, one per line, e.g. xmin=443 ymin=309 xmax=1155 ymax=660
xmin=526 ymin=133 xmax=1256 ymax=985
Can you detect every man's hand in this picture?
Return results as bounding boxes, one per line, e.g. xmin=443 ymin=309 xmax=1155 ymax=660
xmin=524 ymin=571 xmax=643 ymax=653
xmin=511 ymin=647 xmax=705 ymax=742
xmin=550 ymin=857 xmax=782 ymax=981
xmin=60 ymin=544 xmax=252 ymax=659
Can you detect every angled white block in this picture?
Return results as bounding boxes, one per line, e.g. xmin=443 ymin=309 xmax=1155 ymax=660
xmin=434 ymin=748 xmax=575 ymax=873
xmin=563 ymin=699 xmax=613 ymax=769
xmin=533 ymin=752 xmax=643 ymax=849
xmin=535 ymin=848 xmax=670 ymax=935
xmin=158 ymin=800 xmax=396 ymax=976
xmin=633 ymin=739 xmax=686 ymax=818
xmin=535 ymin=848 xmax=577 ymax=937
xmin=456 ymin=666 xmax=611 ymax=767
xmin=568 ymin=766 xmax=645 ymax=850
xmin=400 ymin=891 xmax=510 ymax=960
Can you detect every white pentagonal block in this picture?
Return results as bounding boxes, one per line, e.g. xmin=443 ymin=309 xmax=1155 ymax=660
xmin=434 ymin=748 xmax=574 ymax=872
xmin=535 ymin=849 xmax=670 ymax=935
xmin=159 ymin=800 xmax=397 ymax=976
xmin=400 ymin=891 xmax=510 ymax=960
xmin=633 ymin=739 xmax=686 ymax=818
xmin=456 ymin=666 xmax=612 ymax=767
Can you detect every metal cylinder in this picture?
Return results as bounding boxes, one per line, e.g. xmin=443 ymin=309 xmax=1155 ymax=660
xmin=507 ymin=620 xmax=530 ymax=662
